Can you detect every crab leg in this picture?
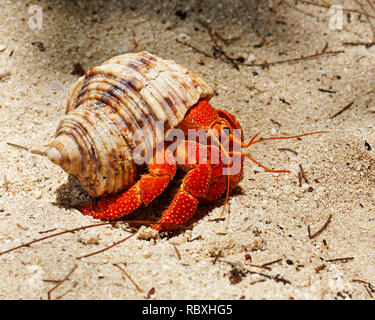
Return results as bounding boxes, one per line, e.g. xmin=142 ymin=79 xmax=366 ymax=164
xmin=79 ymin=151 xmax=176 ymax=220
xmin=152 ymin=164 xmax=212 ymax=231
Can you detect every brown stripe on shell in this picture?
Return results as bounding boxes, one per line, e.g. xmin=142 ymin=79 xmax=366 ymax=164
xmin=56 ymin=114 xmax=98 ymax=184
xmin=87 ymin=106 xmax=133 ymax=195
xmin=77 ymin=108 xmax=108 ymax=190
xmin=57 ymin=116 xmax=94 ymax=169
xmin=90 ymin=105 xmax=134 ymax=195
xmin=73 ymin=82 xmax=146 ymax=152
xmin=76 ymin=78 xmax=155 ymax=149
xmin=158 ymin=73 xmax=189 ymax=120
xmin=139 ymin=58 xmax=154 ymax=68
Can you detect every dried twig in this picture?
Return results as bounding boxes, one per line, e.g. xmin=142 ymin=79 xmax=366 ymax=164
xmin=352 ymin=279 xmax=374 ymax=288
xmin=47 ymin=265 xmax=77 ymax=300
xmin=146 ymin=287 xmax=156 ymax=299
xmin=175 ymin=39 xmax=212 ymax=58
xmin=299 ymin=164 xmax=309 ymax=184
xmin=308 ymin=214 xmax=332 ymax=239
xmin=188 ymin=235 xmax=202 ymax=242
xmin=3 ymin=174 xmax=9 ymax=191
xmin=55 ymin=288 xmax=74 ymax=300
xmin=43 ymin=279 xmax=62 ymax=283
xmin=325 ymin=257 xmax=354 ymax=263
xmin=330 ymin=100 xmax=355 ymax=119
xmin=177 ymin=34 xmax=344 ymax=70
xmin=248 ymin=264 xmax=272 ymax=271
xmin=213 ymin=250 xmax=222 ymax=265
xmin=208 ymin=217 xmax=226 ymax=222
xmin=318 ymin=88 xmax=336 ymax=94
xmin=321 ymin=42 xmax=329 ymax=53
xmin=198 ymin=18 xmax=241 ymax=45
xmin=6 ymin=142 xmax=47 ymax=156
xmin=172 ymin=244 xmax=181 ymax=260
xmin=250 ymin=279 xmax=266 ymax=285
xmin=39 ymin=228 xmax=58 ymax=234
xmin=76 ymin=232 xmax=135 ymax=259
xmin=343 ymin=41 xmax=375 ymax=47
xmin=221 ymin=260 xmax=291 ymax=285
xmin=261 ymin=258 xmax=282 ymax=267
xmin=244 ymin=50 xmax=344 ymax=68
xmin=298 ymin=171 xmax=303 ymax=187
xmin=270 ymin=119 xmax=282 ymax=127
xmin=214 ymin=31 xmax=241 ymax=45
xmin=198 ymin=19 xmax=241 ymax=70
xmin=250 ymin=270 xmax=291 ymax=285
xmin=114 ymin=263 xmax=144 ymax=293
xmin=278 ymin=148 xmax=298 ymax=155
xmin=315 ymin=264 xmax=327 ymax=273
xmin=364 ymin=284 xmax=374 ymax=298
xmin=352 ymin=279 xmax=375 ymax=298
xmin=0 ymin=222 xmax=112 ymax=256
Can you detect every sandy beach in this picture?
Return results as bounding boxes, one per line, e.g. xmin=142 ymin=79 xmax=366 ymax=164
xmin=0 ymin=0 xmax=374 ymax=300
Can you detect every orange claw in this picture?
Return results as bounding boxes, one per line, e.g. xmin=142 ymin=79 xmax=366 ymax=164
xmin=79 ymin=151 xmax=176 ymax=220
xmin=152 ymin=164 xmax=212 ymax=231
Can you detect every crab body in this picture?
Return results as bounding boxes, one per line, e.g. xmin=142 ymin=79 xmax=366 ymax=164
xmin=48 ymin=52 xmax=244 ymax=231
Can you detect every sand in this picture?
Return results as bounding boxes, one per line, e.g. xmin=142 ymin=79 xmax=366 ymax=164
xmin=0 ymin=0 xmax=374 ymax=300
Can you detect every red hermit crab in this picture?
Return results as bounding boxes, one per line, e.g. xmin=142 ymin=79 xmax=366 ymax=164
xmin=47 ymin=52 xmax=322 ymax=231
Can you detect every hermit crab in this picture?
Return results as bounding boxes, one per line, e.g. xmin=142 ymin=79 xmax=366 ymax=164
xmin=48 ymin=51 xmax=323 ymax=231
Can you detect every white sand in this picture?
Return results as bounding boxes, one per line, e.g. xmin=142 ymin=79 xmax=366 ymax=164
xmin=0 ymin=0 xmax=374 ymax=299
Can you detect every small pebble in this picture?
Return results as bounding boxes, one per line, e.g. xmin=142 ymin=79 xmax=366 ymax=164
xmin=177 ymin=33 xmax=190 ymax=42
xmin=78 ymin=229 xmax=100 ymax=245
xmin=143 ymin=249 xmax=152 ymax=258
xmin=137 ymin=226 xmax=159 ymax=240
xmin=34 ymin=191 xmax=42 ymax=200
xmin=0 ymin=44 xmax=6 ymax=52
xmin=245 ymin=53 xmax=256 ymax=63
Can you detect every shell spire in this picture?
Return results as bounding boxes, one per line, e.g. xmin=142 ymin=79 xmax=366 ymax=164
xmin=48 ymin=135 xmax=82 ymax=175
xmin=48 ymin=51 xmax=214 ymax=197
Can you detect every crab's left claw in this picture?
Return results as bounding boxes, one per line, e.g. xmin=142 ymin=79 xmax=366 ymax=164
xmin=79 ymin=150 xmax=176 ymax=220
xmin=152 ymin=164 xmax=212 ymax=231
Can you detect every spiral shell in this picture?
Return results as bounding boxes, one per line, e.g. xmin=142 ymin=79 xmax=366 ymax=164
xmin=48 ymin=51 xmax=214 ymax=197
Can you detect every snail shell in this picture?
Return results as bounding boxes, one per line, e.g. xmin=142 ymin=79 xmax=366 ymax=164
xmin=48 ymin=51 xmax=214 ymax=197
